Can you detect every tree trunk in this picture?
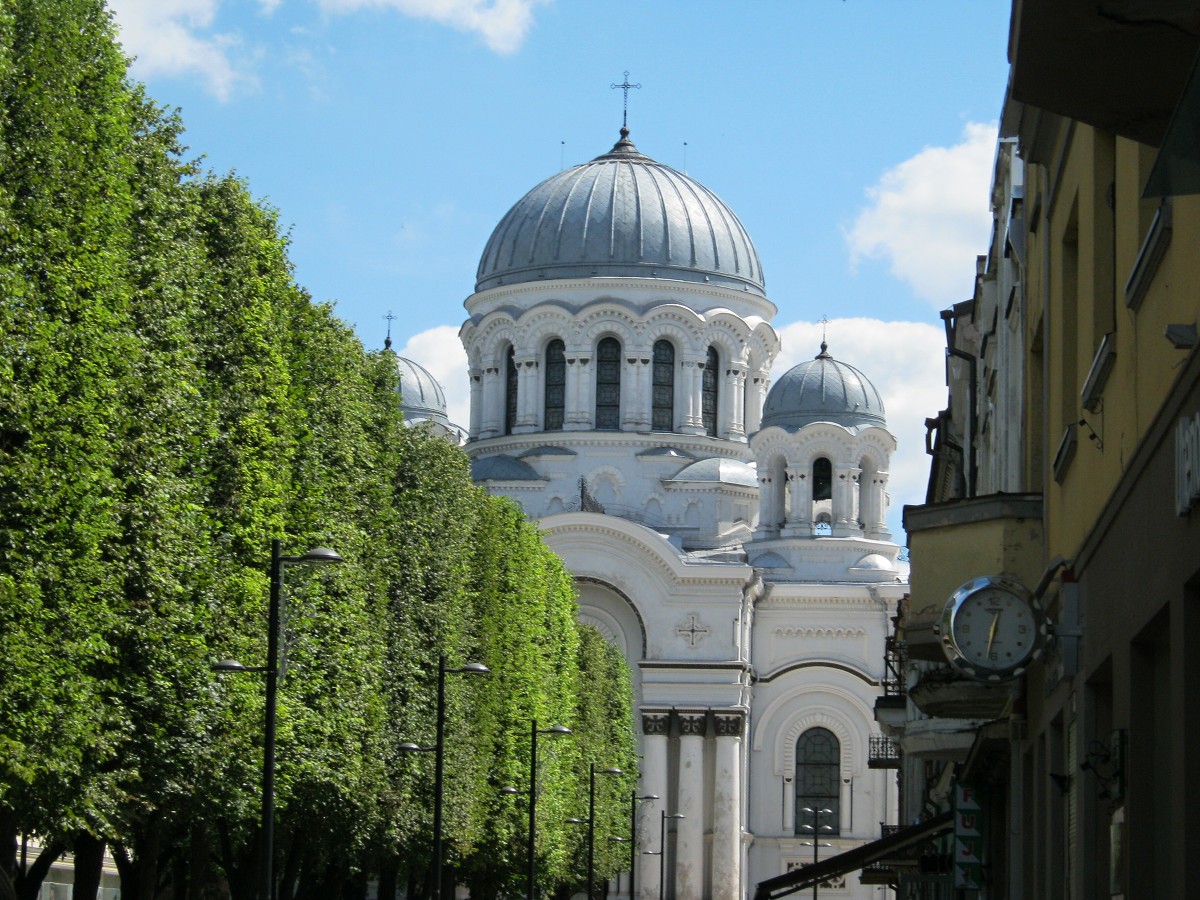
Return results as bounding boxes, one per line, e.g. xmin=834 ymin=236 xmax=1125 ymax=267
xmin=72 ymin=832 xmax=105 ymax=900
xmin=15 ymin=839 xmax=65 ymax=900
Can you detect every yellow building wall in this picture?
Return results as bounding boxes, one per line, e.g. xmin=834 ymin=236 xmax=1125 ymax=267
xmin=1026 ymin=122 xmax=1200 ymax=563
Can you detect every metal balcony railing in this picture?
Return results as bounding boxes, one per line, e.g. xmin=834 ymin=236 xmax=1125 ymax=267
xmin=868 ymin=734 xmax=901 ymax=768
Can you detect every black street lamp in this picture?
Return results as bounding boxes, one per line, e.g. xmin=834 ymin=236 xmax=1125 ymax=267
xmin=399 ymin=655 xmax=490 ymax=900
xmin=587 ymin=763 xmax=623 ymax=900
xmin=657 ymin=810 xmax=685 ymax=900
xmin=213 ymin=539 xmax=344 ymax=900
xmin=501 ymin=720 xmax=572 ymax=900
xmin=627 ymin=791 xmax=658 ymax=900
xmin=799 ymin=807 xmax=834 ymax=900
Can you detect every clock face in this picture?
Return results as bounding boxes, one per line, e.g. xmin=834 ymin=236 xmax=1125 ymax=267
xmin=940 ymin=576 xmax=1045 ymax=681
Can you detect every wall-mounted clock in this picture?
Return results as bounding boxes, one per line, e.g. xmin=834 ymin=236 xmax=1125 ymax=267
xmin=936 ymin=575 xmax=1047 ymax=682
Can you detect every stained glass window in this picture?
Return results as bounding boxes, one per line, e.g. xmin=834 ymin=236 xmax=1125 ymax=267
xmin=652 ymin=339 xmax=675 ymax=431
xmin=596 ymin=337 xmax=621 ymax=430
xmin=545 ymin=339 xmax=565 ymax=430
xmin=795 ymin=727 xmax=840 ymax=836
xmin=505 ymin=346 xmax=518 ymax=435
xmin=702 ymin=345 xmax=719 ymax=436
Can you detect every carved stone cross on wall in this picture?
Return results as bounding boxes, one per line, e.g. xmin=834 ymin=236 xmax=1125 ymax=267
xmin=677 ymin=613 xmax=710 ymax=647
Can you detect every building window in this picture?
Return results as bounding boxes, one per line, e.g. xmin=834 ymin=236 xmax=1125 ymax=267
xmin=813 ymin=457 xmax=832 ymax=501
xmin=545 ymin=339 xmax=565 ymax=430
xmin=795 ymin=727 xmax=841 ymax=836
xmin=702 ymin=345 xmax=719 ymax=436
xmin=504 ymin=346 xmax=517 ymax=435
xmin=652 ymin=339 xmax=675 ymax=431
xmin=596 ymin=337 xmax=621 ymax=430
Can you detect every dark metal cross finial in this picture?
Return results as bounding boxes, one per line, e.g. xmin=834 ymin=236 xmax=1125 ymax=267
xmin=384 ymin=310 xmax=396 ymax=350
xmin=610 ymin=70 xmax=641 ymax=128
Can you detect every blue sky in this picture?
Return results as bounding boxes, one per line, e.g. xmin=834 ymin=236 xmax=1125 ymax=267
xmin=108 ymin=0 xmax=1013 ymax=537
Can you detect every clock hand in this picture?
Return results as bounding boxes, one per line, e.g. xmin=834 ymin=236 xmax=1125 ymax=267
xmin=986 ymin=610 xmax=1001 ymax=656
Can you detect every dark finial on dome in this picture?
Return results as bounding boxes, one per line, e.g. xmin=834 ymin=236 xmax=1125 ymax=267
xmin=384 ymin=310 xmax=396 ymax=351
xmin=816 ymin=341 xmax=831 ymax=360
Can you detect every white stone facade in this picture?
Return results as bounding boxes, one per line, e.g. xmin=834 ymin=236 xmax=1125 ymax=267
xmin=453 ymin=129 xmax=905 ymax=899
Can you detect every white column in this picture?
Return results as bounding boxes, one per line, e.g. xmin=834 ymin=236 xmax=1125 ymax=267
xmin=867 ymin=473 xmax=891 ymax=539
xmin=782 ymin=465 xmax=808 ymax=536
xmin=711 ymin=713 xmax=743 ymax=900
xmin=745 ymin=370 xmax=769 ymax=433
xmin=637 ymin=357 xmax=652 ymax=429
xmin=681 ymin=358 xmax=704 ymax=433
xmin=833 ymin=464 xmax=861 ymax=535
xmin=480 ymin=365 xmax=501 ymax=438
xmin=622 ymin=355 xmax=640 ymax=431
xmin=675 ymin=713 xmax=706 ymax=900
xmin=727 ymin=367 xmax=747 ymax=439
xmin=755 ymin=473 xmax=776 ymax=540
xmin=641 ymin=712 xmax=670 ymax=900
xmin=515 ymin=356 xmax=538 ymax=432
xmin=468 ymin=369 xmax=482 ymax=439
xmin=577 ymin=356 xmax=594 ymax=428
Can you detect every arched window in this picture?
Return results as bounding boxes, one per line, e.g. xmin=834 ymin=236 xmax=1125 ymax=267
xmin=504 ymin=346 xmax=518 ymax=435
xmin=544 ymin=339 xmax=565 ymax=430
xmin=795 ymin=727 xmax=840 ymax=836
xmin=702 ymin=345 xmax=719 ymax=436
xmin=652 ymin=339 xmax=675 ymax=431
xmin=595 ymin=337 xmax=621 ymax=430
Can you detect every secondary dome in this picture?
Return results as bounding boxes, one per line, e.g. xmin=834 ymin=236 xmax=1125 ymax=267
xmin=760 ymin=343 xmax=886 ymax=431
xmin=396 ymin=356 xmax=449 ymax=426
xmin=476 ymin=128 xmax=764 ymax=294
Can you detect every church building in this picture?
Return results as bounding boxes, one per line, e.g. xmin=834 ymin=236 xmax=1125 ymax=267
xmin=402 ymin=125 xmax=906 ymax=900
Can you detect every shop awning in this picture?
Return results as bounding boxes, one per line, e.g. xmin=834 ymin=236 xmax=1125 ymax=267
xmin=753 ymin=810 xmax=954 ymax=900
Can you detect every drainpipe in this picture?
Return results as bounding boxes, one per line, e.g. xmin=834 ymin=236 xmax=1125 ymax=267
xmin=940 ymin=307 xmax=978 ymax=497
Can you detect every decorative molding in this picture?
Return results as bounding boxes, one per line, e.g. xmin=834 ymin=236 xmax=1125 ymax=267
xmin=678 ymin=713 xmax=708 ymax=737
xmin=642 ymin=713 xmax=670 ymax=736
xmin=772 ymin=627 xmax=867 ymax=639
xmin=714 ymin=712 xmax=746 ymax=737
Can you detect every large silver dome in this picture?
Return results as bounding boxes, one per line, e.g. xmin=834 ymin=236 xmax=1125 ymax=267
xmin=476 ymin=128 xmax=764 ymax=295
xmin=760 ymin=343 xmax=886 ymax=431
xmin=396 ymin=356 xmax=449 ymax=426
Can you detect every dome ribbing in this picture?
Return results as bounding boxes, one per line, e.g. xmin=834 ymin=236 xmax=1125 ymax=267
xmin=476 ymin=128 xmax=764 ymax=294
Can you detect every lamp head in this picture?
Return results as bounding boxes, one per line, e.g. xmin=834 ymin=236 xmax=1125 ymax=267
xmin=212 ymin=659 xmax=249 ymax=672
xmin=297 ymin=547 xmax=344 ymax=566
xmin=456 ymin=662 xmax=490 ymax=675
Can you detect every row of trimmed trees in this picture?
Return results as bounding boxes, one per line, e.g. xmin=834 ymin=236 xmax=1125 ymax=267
xmin=0 ymin=1 xmax=638 ymax=898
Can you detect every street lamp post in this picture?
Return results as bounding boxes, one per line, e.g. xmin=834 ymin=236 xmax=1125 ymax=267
xmin=214 ymin=539 xmax=344 ymax=900
xmin=658 ymin=810 xmax=685 ymax=900
xmin=588 ymin=763 xmax=623 ymax=900
xmin=799 ymin=807 xmax=834 ymax=900
xmin=502 ymin=720 xmax=572 ymax=900
xmin=399 ymin=655 xmax=490 ymax=900
xmin=628 ymin=791 xmax=658 ymax=900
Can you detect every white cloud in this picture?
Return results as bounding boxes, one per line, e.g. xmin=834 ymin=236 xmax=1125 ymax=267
xmin=399 ymin=316 xmax=946 ymax=538
xmin=773 ymin=318 xmax=946 ymax=535
xmin=108 ymin=0 xmax=250 ymax=101
xmin=397 ymin=325 xmax=471 ymax=429
xmin=315 ymin=0 xmax=546 ymax=54
xmin=847 ymin=121 xmax=998 ymax=308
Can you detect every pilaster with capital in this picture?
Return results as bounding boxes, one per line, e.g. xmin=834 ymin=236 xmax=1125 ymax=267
xmin=783 ymin=465 xmax=811 ymax=537
xmin=711 ymin=712 xmax=744 ymax=900
xmin=675 ymin=712 xmax=706 ymax=900
xmin=514 ymin=355 xmax=539 ymax=431
xmin=641 ymin=712 xmax=670 ymax=900
xmin=468 ymin=369 xmax=483 ymax=438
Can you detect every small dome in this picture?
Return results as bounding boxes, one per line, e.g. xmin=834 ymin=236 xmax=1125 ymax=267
xmin=665 ymin=457 xmax=758 ymax=487
xmin=471 ymin=455 xmax=545 ymax=482
xmin=476 ymin=128 xmax=764 ymax=294
xmin=760 ymin=343 xmax=886 ymax=431
xmin=396 ymin=356 xmax=449 ymax=426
